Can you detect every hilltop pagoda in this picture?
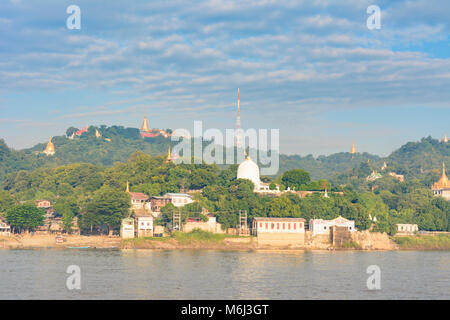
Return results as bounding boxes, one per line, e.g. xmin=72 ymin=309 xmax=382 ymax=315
xmin=165 ymin=146 xmax=172 ymax=164
xmin=43 ymin=137 xmax=55 ymax=156
xmin=350 ymin=142 xmax=357 ymax=154
xmin=140 ymin=116 xmax=160 ymax=138
xmin=432 ymin=163 xmax=450 ymax=201
xmin=442 ymin=134 xmax=448 ymax=143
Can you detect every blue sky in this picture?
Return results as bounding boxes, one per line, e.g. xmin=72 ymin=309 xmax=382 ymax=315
xmin=0 ymin=0 xmax=449 ymax=156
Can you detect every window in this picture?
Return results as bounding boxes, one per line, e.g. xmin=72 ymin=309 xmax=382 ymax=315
xmin=288 ymin=223 xmax=290 ymax=230
xmin=293 ymin=223 xmax=296 ymax=230
xmin=259 ymin=223 xmax=263 ymax=228
xmin=277 ymin=223 xmax=279 ymax=230
xmin=265 ymin=223 xmax=268 ymax=229
xmin=271 ymin=223 xmax=274 ymax=229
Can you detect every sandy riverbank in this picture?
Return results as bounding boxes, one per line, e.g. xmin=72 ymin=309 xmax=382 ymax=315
xmin=1 ymin=233 xmax=449 ymax=251
xmin=0 ymin=234 xmax=121 ymax=250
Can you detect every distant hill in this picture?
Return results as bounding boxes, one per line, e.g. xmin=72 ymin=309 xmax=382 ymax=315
xmin=0 ymin=126 xmax=449 ymax=183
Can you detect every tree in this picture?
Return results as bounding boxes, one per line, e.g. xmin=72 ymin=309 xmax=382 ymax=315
xmin=267 ymin=196 xmax=300 ymax=218
xmin=281 ymin=169 xmax=311 ymax=190
xmin=6 ymin=204 xmax=45 ymax=233
xmin=85 ymin=186 xmax=130 ymax=235
xmin=0 ymin=190 xmax=15 ymax=217
xmin=54 ymin=198 xmax=79 ymax=233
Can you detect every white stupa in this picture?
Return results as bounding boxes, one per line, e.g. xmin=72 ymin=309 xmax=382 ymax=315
xmin=237 ymin=155 xmax=261 ymax=190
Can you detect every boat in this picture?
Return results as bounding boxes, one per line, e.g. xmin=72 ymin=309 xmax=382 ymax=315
xmin=92 ymin=246 xmax=119 ymax=251
xmin=66 ymin=246 xmax=90 ymax=249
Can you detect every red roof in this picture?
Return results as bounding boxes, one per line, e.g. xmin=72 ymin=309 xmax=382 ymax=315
xmin=75 ymin=127 xmax=88 ymax=136
xmin=141 ymin=132 xmax=160 ymax=138
xmin=129 ymin=192 xmax=149 ymax=201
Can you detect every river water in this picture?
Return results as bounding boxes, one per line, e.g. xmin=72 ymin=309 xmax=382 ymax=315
xmin=0 ymin=249 xmax=448 ymax=299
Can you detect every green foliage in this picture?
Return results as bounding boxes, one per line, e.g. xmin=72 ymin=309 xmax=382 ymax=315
xmin=6 ymin=204 xmax=45 ymax=232
xmin=0 ymin=190 xmax=15 ymax=216
xmin=394 ymin=235 xmax=450 ymax=250
xmin=281 ymin=169 xmax=310 ymax=190
xmin=82 ymin=185 xmax=131 ymax=234
xmin=267 ymin=196 xmax=301 ymax=218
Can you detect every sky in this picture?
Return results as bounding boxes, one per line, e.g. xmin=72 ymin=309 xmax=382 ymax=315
xmin=0 ymin=0 xmax=449 ymax=156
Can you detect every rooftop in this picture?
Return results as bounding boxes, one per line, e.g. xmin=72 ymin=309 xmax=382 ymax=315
xmin=254 ymin=217 xmax=305 ymax=222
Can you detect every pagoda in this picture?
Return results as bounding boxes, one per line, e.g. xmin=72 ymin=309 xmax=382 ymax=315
xmin=432 ymin=163 xmax=450 ymax=201
xmin=43 ymin=137 xmax=55 ymax=156
xmin=165 ymin=146 xmax=172 ymax=164
xmin=140 ymin=116 xmax=160 ymax=138
xmin=442 ymin=134 xmax=448 ymax=143
xmin=350 ymin=142 xmax=357 ymax=154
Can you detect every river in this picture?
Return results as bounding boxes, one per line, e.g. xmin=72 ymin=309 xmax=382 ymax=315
xmin=0 ymin=249 xmax=448 ymax=299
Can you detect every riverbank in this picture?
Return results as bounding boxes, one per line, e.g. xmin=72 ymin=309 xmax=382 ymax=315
xmin=0 ymin=234 xmax=121 ymax=250
xmin=393 ymin=234 xmax=450 ymax=250
xmin=1 ymin=231 xmax=450 ymax=251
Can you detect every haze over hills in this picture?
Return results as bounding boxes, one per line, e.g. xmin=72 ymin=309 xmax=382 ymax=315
xmin=0 ymin=125 xmax=449 ymax=184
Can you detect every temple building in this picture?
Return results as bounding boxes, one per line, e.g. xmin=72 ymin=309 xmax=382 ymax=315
xmin=432 ymin=163 xmax=450 ymax=201
xmin=140 ymin=116 xmax=162 ymax=138
xmin=366 ymin=170 xmax=382 ymax=182
xmin=75 ymin=125 xmax=89 ymax=136
xmin=43 ymin=137 xmax=55 ymax=156
xmin=350 ymin=142 xmax=357 ymax=154
xmin=237 ymin=154 xmax=279 ymax=193
xmin=442 ymin=134 xmax=448 ymax=143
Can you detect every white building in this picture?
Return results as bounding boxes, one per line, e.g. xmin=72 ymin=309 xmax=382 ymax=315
xmin=252 ymin=217 xmax=306 ymax=246
xmin=237 ymin=155 xmax=280 ymax=193
xmin=309 ymin=216 xmax=356 ymax=235
xmin=396 ymin=224 xmax=418 ymax=235
xmin=164 ymin=193 xmax=193 ymax=207
xmin=253 ymin=217 xmax=306 ymax=234
xmin=120 ymin=218 xmax=135 ymax=239
xmin=137 ymin=216 xmax=153 ymax=237
xmin=0 ymin=220 xmax=11 ymax=237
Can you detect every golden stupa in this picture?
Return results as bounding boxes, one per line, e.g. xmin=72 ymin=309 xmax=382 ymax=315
xmin=350 ymin=142 xmax=357 ymax=154
xmin=432 ymin=163 xmax=449 ymax=190
xmin=442 ymin=134 xmax=448 ymax=143
xmin=141 ymin=116 xmax=150 ymax=132
xmin=165 ymin=146 xmax=172 ymax=164
xmin=43 ymin=137 xmax=55 ymax=156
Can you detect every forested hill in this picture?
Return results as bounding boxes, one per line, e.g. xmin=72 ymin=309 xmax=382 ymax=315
xmin=0 ymin=125 xmax=449 ymax=182
xmin=279 ymin=152 xmax=380 ymax=180
xmin=0 ymin=125 xmax=172 ymax=182
xmin=388 ymin=136 xmax=450 ymax=173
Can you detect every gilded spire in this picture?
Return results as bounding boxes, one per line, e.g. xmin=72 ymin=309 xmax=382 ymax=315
xmin=126 ymin=180 xmax=130 ymax=193
xmin=141 ymin=116 xmax=150 ymax=132
xmin=165 ymin=146 xmax=171 ymax=164
xmin=43 ymin=137 xmax=55 ymax=156
xmin=432 ymin=162 xmax=449 ymax=190
xmin=95 ymin=129 xmax=102 ymax=138
xmin=350 ymin=142 xmax=357 ymax=154
xmin=442 ymin=134 xmax=448 ymax=143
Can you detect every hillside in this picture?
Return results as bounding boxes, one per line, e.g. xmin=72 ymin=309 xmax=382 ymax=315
xmin=0 ymin=126 xmax=449 ymax=184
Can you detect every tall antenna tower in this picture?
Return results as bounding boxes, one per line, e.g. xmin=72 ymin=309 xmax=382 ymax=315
xmin=234 ymin=88 xmax=244 ymax=150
